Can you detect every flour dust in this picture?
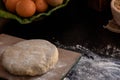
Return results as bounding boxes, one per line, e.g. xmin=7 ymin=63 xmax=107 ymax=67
xmin=53 ymin=41 xmax=120 ymax=80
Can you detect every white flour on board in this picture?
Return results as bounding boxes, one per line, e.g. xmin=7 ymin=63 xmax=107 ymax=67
xmin=64 ymin=55 xmax=120 ymax=80
xmin=53 ymin=40 xmax=120 ymax=80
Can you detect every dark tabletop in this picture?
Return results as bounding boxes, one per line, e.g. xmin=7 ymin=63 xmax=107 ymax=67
xmin=1 ymin=0 xmax=120 ymax=79
xmin=2 ymin=0 xmax=120 ymax=58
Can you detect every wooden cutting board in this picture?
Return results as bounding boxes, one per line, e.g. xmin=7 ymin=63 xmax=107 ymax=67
xmin=0 ymin=34 xmax=81 ymax=80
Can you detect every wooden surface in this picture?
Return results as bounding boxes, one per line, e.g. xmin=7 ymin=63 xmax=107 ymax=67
xmin=0 ymin=34 xmax=81 ymax=80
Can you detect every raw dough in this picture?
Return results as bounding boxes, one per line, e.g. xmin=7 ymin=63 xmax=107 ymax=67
xmin=1 ymin=39 xmax=59 ymax=76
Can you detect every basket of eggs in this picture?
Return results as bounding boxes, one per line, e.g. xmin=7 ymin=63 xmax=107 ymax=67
xmin=0 ymin=0 xmax=69 ymax=24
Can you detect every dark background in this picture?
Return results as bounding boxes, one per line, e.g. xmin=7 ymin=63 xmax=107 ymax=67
xmin=2 ymin=0 xmax=120 ymax=59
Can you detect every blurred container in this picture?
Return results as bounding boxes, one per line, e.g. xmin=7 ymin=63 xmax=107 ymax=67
xmin=88 ymin=0 xmax=110 ymax=12
xmin=111 ymin=0 xmax=120 ymax=26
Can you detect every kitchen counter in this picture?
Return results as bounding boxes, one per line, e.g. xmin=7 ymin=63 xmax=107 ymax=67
xmin=1 ymin=0 xmax=120 ymax=79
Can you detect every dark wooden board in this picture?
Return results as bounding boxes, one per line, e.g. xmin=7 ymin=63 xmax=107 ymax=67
xmin=0 ymin=34 xmax=81 ymax=80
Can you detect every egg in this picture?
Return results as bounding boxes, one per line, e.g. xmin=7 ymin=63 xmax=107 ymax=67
xmin=5 ymin=0 xmax=19 ymax=13
xmin=35 ymin=0 xmax=48 ymax=13
xmin=16 ymin=0 xmax=36 ymax=17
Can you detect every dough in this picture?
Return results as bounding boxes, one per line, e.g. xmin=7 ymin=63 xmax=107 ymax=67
xmin=1 ymin=39 xmax=59 ymax=76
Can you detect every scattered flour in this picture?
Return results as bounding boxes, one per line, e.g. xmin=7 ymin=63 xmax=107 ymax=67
xmin=54 ymin=40 xmax=120 ymax=58
xmin=64 ymin=56 xmax=120 ymax=80
xmin=91 ymin=44 xmax=120 ymax=58
xmin=53 ymin=41 xmax=120 ymax=80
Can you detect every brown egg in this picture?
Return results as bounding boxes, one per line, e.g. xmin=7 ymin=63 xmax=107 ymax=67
xmin=46 ymin=0 xmax=63 ymax=7
xmin=35 ymin=0 xmax=48 ymax=13
xmin=16 ymin=0 xmax=36 ymax=17
xmin=5 ymin=0 xmax=19 ymax=13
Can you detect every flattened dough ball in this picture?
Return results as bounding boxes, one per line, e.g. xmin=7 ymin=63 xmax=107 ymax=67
xmin=2 ymin=39 xmax=59 ymax=76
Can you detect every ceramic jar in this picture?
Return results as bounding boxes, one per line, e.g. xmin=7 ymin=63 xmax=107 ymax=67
xmin=111 ymin=0 xmax=120 ymax=26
